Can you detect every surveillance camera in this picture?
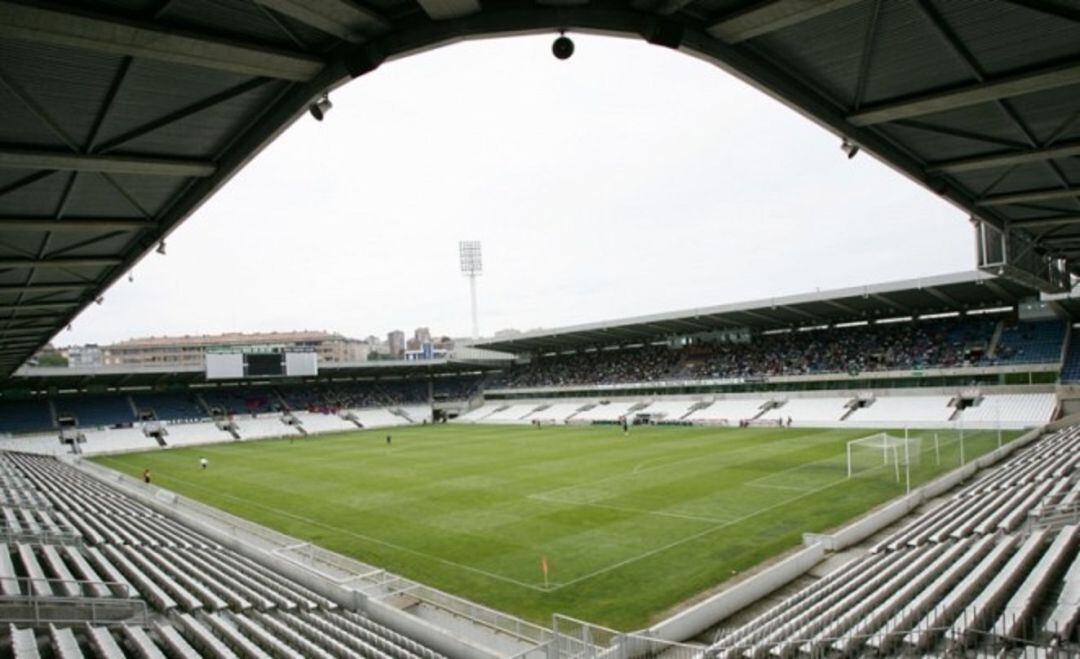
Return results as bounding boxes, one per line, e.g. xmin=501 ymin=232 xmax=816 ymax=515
xmin=552 ymin=35 xmax=574 ymax=60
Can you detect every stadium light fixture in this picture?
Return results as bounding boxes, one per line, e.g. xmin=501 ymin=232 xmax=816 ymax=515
xmin=156 ymin=241 xmax=166 ymax=255
xmin=94 ymin=296 xmax=104 ymax=305
xmin=459 ymin=241 xmax=482 ymax=340
xmin=309 ymin=94 xmax=333 ymax=121
xmin=841 ymin=139 xmax=860 ymax=159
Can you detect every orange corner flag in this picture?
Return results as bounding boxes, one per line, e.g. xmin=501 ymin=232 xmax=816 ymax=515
xmin=541 ymin=556 xmax=550 ymax=588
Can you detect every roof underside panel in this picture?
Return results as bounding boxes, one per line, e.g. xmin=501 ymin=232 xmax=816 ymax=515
xmin=2 ymin=0 xmax=1080 ymax=377
xmin=0 ymin=39 xmax=129 ymax=149
xmin=61 ymin=173 xmax=147 ymax=217
xmin=857 ymin=1 xmax=974 ymax=107
xmin=748 ymin=1 xmax=873 ymax=107
xmin=0 ymin=173 xmax=70 ymax=215
xmin=941 ymin=1 xmax=1080 ymax=76
xmin=91 ymin=61 xmax=272 ymax=154
xmin=159 ymin=0 xmax=315 ymax=50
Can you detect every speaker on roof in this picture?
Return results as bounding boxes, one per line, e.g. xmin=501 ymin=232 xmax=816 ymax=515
xmin=344 ymin=43 xmax=386 ymax=78
xmin=643 ymin=18 xmax=684 ymax=50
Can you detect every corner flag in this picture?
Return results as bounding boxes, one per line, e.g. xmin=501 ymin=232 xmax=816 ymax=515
xmin=541 ymin=556 xmax=549 ymax=588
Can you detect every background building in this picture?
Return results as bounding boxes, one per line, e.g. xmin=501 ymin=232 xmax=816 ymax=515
xmin=387 ymin=330 xmax=405 ymax=357
xmin=63 ymin=344 xmax=103 ymax=368
xmin=103 ymin=331 xmax=369 ymax=368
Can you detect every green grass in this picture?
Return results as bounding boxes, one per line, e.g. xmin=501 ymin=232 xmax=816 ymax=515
xmin=92 ymin=423 xmax=1017 ymax=629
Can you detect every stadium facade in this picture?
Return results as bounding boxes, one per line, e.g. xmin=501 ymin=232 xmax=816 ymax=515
xmin=99 ymin=330 xmax=371 ymax=368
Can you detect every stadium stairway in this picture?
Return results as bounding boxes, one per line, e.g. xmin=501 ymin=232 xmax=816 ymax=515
xmin=1061 ymin=330 xmax=1080 ymax=384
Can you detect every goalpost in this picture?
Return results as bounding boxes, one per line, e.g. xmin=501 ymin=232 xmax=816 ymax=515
xmin=846 ymin=432 xmax=922 ymax=493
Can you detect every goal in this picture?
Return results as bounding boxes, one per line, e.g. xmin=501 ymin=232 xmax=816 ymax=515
xmin=846 ymin=432 xmax=922 ymax=482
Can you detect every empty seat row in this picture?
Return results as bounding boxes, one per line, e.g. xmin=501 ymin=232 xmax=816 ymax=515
xmin=707 ymin=425 xmax=1080 ymax=658
xmin=0 ymin=449 xmax=448 ymax=659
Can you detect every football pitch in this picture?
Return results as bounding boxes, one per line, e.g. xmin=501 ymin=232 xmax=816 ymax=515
xmin=93 ymin=423 xmax=1017 ymax=629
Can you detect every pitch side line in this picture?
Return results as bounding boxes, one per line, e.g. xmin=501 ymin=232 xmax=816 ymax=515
xmin=153 ymin=472 xmax=551 ymax=593
xmin=547 ymin=474 xmax=850 ymax=591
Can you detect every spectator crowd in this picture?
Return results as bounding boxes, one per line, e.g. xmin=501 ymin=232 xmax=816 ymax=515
xmin=492 ymin=318 xmax=1063 ymax=389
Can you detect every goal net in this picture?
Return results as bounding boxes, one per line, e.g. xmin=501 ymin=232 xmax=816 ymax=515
xmin=846 ymin=432 xmax=922 ymax=480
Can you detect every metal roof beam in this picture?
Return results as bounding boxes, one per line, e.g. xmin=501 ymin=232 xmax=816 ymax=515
xmin=923 ymin=286 xmax=961 ymax=307
xmin=0 ymin=2 xmax=324 ymax=82
xmin=929 ymin=139 xmax=1080 ymax=174
xmin=870 ymin=293 xmax=911 ymax=313
xmin=252 ymin=0 xmax=388 ymax=42
xmin=821 ymin=299 xmax=861 ymax=315
xmin=0 ymin=313 xmax=61 ymax=323
xmin=850 ymin=59 xmax=1080 ymax=126
xmin=0 ymin=149 xmax=215 ymax=177
xmin=415 ymin=0 xmax=482 ymax=21
xmin=0 ymin=302 xmax=76 ymax=313
xmin=94 ymin=79 xmax=272 ymax=155
xmin=0 ymin=218 xmax=154 ymax=232
xmin=0 ymin=284 xmax=87 ymax=294
xmin=0 ymin=328 xmax=51 ymax=337
xmin=707 ymin=0 xmax=863 ymax=44
xmin=981 ymin=279 xmax=1018 ymax=302
xmin=734 ymin=309 xmax=775 ymax=323
xmin=0 ymin=257 xmax=122 ymax=269
xmin=1010 ymin=215 xmax=1080 ymax=229
xmin=779 ymin=305 xmax=822 ymax=320
xmin=978 ymin=187 xmax=1080 ymax=207
xmin=1003 ymin=0 xmax=1080 ymax=23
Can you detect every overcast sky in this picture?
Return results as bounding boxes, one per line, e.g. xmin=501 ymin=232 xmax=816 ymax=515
xmin=66 ymin=34 xmax=976 ymax=347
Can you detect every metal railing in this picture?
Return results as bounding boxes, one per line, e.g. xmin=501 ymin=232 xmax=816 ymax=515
xmin=705 ymin=610 xmax=1077 ymax=659
xmin=1025 ymin=501 xmax=1080 ymax=532
xmin=0 ymin=577 xmax=146 ymax=626
xmin=0 ymin=528 xmax=83 ymax=546
xmin=549 ymin=614 xmax=706 ymax=659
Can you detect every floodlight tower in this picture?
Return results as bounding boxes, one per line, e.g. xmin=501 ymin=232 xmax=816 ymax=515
xmin=459 ymin=241 xmax=482 ymax=340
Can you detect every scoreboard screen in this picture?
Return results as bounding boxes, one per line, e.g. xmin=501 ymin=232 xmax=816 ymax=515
xmin=245 ymin=353 xmax=285 ymax=377
xmin=206 ymin=351 xmax=317 ymax=379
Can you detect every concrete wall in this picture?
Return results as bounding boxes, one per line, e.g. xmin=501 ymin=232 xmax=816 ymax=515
xmin=646 ymin=543 xmax=825 ymax=642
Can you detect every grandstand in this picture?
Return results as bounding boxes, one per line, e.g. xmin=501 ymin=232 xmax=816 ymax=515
xmin=704 ymin=426 xmax=1080 ymax=658
xmin=3 ymin=271 xmax=1080 ymax=656
xmin=0 ymin=450 xmax=462 ymax=658
xmin=3 ymin=0 xmax=1080 ymax=655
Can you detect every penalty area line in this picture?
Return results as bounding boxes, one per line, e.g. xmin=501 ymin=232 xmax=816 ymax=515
xmin=546 ymin=474 xmax=850 ymax=592
xmin=527 ymin=492 xmax=731 ymax=524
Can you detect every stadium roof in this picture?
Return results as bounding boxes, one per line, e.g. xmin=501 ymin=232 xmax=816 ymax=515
xmin=473 ymin=271 xmax=1070 ymax=353
xmin=2 ymin=0 xmax=1080 ymax=377
xmin=7 ymin=358 xmax=493 ymax=390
